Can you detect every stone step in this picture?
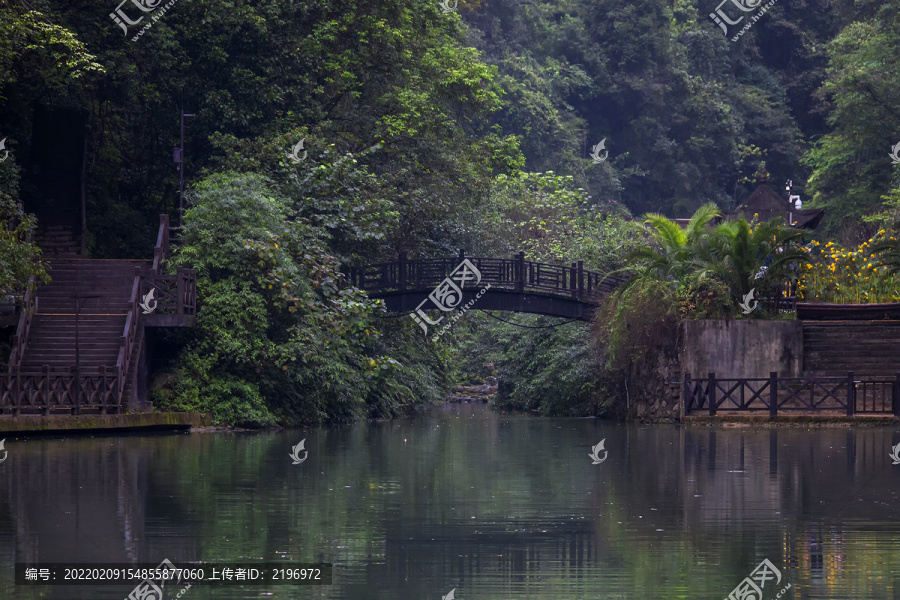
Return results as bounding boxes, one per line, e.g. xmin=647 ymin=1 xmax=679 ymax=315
xmin=23 ymin=353 xmax=119 ymax=361
xmin=803 ymin=330 xmax=900 ymax=337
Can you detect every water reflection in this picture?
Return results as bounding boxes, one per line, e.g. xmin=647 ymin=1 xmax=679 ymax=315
xmin=0 ymin=406 xmax=897 ymax=599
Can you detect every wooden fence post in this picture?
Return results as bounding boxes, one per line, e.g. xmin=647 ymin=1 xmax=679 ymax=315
xmin=69 ymin=365 xmax=79 ymax=414
xmin=99 ymin=365 xmax=107 ymax=413
xmin=893 ymin=372 xmax=900 ymax=418
xmin=398 ymin=252 xmax=407 ymax=291
xmin=176 ymin=267 xmax=185 ymax=316
xmin=846 ymin=371 xmax=855 ymax=417
xmin=570 ymin=262 xmax=577 ymax=298
xmin=516 ymin=252 xmax=525 ymax=292
xmin=769 ymin=372 xmax=778 ymax=418
xmin=577 ymin=260 xmax=584 ymax=298
xmin=12 ymin=366 xmax=20 ymax=417
xmin=708 ymin=372 xmax=717 ymax=417
xmin=43 ymin=365 xmax=51 ymax=416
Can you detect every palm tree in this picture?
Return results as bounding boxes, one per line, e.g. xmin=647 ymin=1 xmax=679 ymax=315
xmin=708 ymin=217 xmax=811 ymax=308
xmin=606 ymin=202 xmax=721 ymax=295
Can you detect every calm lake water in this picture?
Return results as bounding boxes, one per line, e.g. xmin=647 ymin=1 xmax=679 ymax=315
xmin=1 ymin=403 xmax=899 ymax=599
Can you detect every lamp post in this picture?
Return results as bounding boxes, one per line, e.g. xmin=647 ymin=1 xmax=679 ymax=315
xmin=74 ymin=294 xmax=101 ymax=414
xmin=785 ymin=179 xmax=795 ymax=226
xmin=174 ymin=109 xmax=196 ymax=228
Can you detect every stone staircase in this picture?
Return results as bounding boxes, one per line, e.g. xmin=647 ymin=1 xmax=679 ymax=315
xmin=802 ymin=321 xmax=900 ymax=377
xmin=1 ymin=214 xmax=194 ymax=415
xmin=35 ymin=226 xmax=81 ymax=257
xmin=21 ymin=259 xmax=148 ymax=371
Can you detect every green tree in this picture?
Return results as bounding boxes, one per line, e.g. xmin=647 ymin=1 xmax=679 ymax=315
xmin=609 ymin=202 xmax=721 ymax=296
xmin=0 ymin=4 xmax=101 ymax=298
xmin=803 ymin=0 xmax=900 ymax=239
xmin=164 ymin=172 xmax=379 ymax=424
xmin=708 ymin=217 xmax=811 ymax=307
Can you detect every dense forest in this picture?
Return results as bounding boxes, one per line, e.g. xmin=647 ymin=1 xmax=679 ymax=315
xmin=1 ymin=0 xmax=899 ymax=424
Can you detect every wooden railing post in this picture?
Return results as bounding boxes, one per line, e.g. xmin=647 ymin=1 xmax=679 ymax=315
xmin=43 ymin=365 xmax=51 ymax=415
xmin=769 ymin=372 xmax=778 ymax=418
xmin=188 ymin=269 xmax=197 ymax=315
xmin=570 ymin=262 xmax=577 ymax=298
xmin=12 ymin=366 xmax=20 ymax=417
xmin=152 ymin=214 xmax=170 ymax=274
xmin=893 ymin=373 xmax=900 ymax=418
xmin=70 ymin=366 xmax=78 ymax=414
xmin=846 ymin=371 xmax=855 ymax=416
xmin=577 ymin=261 xmax=584 ymax=298
xmin=8 ymin=335 xmax=18 ymax=372
xmin=515 ymin=252 xmax=525 ymax=292
xmin=683 ymin=373 xmax=691 ymax=416
xmin=708 ymin=372 xmax=717 ymax=417
xmin=177 ymin=267 xmax=186 ymax=315
xmin=99 ymin=365 xmax=108 ymax=413
xmin=398 ymin=252 xmax=407 ymax=291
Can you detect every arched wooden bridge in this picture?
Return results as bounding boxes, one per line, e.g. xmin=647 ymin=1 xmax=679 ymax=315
xmin=350 ymin=252 xmax=625 ymax=321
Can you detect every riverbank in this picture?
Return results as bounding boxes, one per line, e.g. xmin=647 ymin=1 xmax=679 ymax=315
xmin=0 ymin=411 xmax=211 ymax=435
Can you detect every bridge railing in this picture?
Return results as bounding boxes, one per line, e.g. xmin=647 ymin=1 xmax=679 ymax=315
xmin=352 ymin=252 xmax=624 ymax=301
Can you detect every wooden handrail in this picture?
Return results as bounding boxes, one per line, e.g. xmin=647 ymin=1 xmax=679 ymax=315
xmin=114 ymin=273 xmax=141 ymax=405
xmin=113 ymin=212 xmax=169 ymax=405
xmin=7 ymin=276 xmax=37 ymax=372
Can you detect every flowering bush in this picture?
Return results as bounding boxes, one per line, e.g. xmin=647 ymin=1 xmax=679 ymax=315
xmin=798 ymin=232 xmax=900 ymax=303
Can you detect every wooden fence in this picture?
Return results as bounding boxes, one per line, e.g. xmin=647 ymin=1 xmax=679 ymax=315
xmin=0 ymin=366 xmax=120 ymax=415
xmin=684 ymin=372 xmax=900 ymax=416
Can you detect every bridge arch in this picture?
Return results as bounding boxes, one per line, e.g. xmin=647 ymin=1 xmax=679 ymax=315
xmin=350 ymin=252 xmax=623 ymax=322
